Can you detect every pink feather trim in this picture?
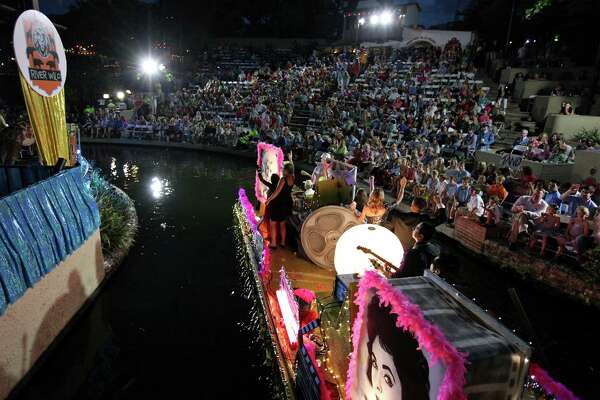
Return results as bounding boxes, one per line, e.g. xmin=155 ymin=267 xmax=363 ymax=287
xmin=238 ymin=188 xmax=271 ymax=279
xmin=345 ymin=270 xmax=468 ymax=400
xmin=530 ymin=363 xmax=580 ymax=400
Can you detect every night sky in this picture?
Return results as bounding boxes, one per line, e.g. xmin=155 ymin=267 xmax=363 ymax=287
xmin=40 ymin=0 xmax=460 ymax=28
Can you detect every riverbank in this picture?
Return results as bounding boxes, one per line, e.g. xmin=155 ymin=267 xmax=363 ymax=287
xmin=82 ymin=138 xmax=600 ymax=308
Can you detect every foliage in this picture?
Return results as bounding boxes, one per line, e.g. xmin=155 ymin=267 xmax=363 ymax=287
xmin=525 ymin=0 xmax=554 ymax=19
xmin=89 ymin=168 xmax=136 ymax=254
xmin=573 ymin=128 xmax=600 ymax=146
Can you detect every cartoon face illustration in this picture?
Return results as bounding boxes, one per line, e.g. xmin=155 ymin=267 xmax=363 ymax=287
xmin=32 ymin=27 xmax=50 ymax=58
xmin=15 ymin=11 xmax=66 ymax=96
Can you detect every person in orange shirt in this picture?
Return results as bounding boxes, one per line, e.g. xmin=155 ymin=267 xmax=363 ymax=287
xmin=487 ymin=175 xmax=509 ymax=204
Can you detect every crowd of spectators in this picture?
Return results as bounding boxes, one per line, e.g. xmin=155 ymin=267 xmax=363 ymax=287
xmin=71 ymin=45 xmax=600 ymax=262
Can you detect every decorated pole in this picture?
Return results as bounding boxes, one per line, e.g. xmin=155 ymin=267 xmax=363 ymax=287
xmin=13 ymin=10 xmax=70 ymax=166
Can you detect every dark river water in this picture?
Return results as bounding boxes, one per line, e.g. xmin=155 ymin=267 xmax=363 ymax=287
xmin=12 ymin=144 xmax=600 ymax=399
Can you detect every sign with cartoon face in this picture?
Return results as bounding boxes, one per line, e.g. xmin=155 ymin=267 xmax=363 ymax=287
xmin=13 ymin=10 xmax=67 ymax=97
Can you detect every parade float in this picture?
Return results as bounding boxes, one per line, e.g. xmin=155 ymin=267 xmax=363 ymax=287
xmin=233 ymin=142 xmax=580 ymax=400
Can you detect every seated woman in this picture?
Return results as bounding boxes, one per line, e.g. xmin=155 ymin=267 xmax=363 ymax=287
xmin=555 ymin=206 xmax=590 ymax=258
xmin=528 ymin=204 xmax=561 ymax=256
xmin=481 ymin=196 xmax=502 ymax=227
xmin=351 ymin=188 xmax=387 ymax=225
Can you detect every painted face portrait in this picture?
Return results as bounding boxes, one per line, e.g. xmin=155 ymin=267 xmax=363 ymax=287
xmin=355 ymin=293 xmax=431 ymax=400
xmin=256 ymin=144 xmax=282 ymax=201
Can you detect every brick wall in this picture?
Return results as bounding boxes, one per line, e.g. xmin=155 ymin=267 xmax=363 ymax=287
xmin=455 ymin=216 xmax=488 ymax=253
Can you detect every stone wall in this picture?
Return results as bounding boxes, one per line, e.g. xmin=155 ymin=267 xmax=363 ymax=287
xmin=544 ymin=115 xmax=600 ymax=140
xmin=531 ymin=96 xmax=581 ymax=123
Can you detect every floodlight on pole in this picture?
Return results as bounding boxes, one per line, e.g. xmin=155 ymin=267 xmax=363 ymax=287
xmin=141 ymin=57 xmax=159 ymax=76
xmin=116 ymin=91 xmax=125 ymax=100
xmin=369 ymin=14 xmax=380 ymax=25
xmin=380 ymin=10 xmax=393 ymax=25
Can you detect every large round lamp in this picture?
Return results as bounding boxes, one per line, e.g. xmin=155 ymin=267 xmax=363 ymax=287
xmin=334 ymin=224 xmax=404 ymax=276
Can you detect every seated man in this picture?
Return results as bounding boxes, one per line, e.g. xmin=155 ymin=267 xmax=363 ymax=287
xmin=560 ymin=184 xmax=598 ymax=217
xmin=509 ymin=188 xmax=548 ymax=249
xmin=391 ymin=222 xmax=440 ymax=278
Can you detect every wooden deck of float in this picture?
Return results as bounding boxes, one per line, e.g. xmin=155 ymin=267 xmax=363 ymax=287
xmin=269 ymin=248 xmax=351 ymax=399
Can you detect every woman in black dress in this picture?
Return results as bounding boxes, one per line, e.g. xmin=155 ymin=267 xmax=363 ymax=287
xmin=266 ymin=163 xmax=294 ymax=248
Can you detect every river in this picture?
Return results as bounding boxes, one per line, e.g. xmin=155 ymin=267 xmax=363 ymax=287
xmin=12 ymin=144 xmax=599 ymax=399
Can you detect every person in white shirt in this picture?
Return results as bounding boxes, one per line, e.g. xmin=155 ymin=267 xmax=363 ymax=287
xmin=509 ymin=189 xmax=548 ymax=247
xmin=466 ymin=187 xmax=485 ymax=217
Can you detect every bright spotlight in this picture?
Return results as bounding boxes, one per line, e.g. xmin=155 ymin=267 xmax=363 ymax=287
xmin=141 ymin=57 xmax=159 ymax=75
xmin=358 ymin=17 xmax=365 ymax=26
xmin=158 ymin=64 xmax=166 ymax=72
xmin=102 ymin=93 xmax=110 ymax=99
xmin=380 ymin=10 xmax=393 ymax=25
xmin=369 ymin=14 xmax=380 ymax=25
xmin=125 ymin=89 xmax=132 ymax=95
xmin=116 ymin=91 xmax=125 ymax=100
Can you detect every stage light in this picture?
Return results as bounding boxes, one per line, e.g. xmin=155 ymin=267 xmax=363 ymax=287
xmin=358 ymin=17 xmax=365 ymax=26
xmin=102 ymin=93 xmax=109 ymax=99
xmin=380 ymin=10 xmax=393 ymax=25
xmin=369 ymin=14 xmax=380 ymax=25
xmin=116 ymin=91 xmax=125 ymax=100
xmin=141 ymin=57 xmax=159 ymax=75
xmin=334 ymin=224 xmax=404 ymax=276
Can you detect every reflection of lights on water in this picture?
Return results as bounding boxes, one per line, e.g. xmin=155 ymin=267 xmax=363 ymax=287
xmin=150 ymin=176 xmax=172 ymax=199
xmin=110 ymin=158 xmax=117 ymax=177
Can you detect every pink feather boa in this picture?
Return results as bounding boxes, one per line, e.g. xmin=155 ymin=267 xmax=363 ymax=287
xmin=346 ymin=271 xmax=468 ymax=400
xmin=255 ymin=142 xmax=284 ymax=203
xmin=238 ymin=188 xmax=271 ymax=279
xmin=529 ymin=363 xmax=580 ymax=400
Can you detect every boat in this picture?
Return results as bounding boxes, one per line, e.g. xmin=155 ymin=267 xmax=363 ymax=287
xmin=232 ymin=143 xmax=580 ymax=400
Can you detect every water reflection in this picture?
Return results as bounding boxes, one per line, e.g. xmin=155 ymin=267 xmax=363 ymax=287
xmin=149 ymin=176 xmax=172 ymax=199
xmin=12 ymin=144 xmax=260 ymax=399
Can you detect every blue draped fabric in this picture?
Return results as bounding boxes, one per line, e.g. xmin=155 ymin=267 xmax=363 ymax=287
xmin=0 ymin=166 xmax=100 ymax=314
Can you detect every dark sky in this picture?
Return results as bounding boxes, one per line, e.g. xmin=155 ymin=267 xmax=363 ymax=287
xmin=40 ymin=0 xmax=460 ymax=28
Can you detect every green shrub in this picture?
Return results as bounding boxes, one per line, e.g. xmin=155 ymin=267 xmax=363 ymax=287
xmin=573 ymin=128 xmax=600 ymax=146
xmin=89 ymin=169 xmax=136 ymax=254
